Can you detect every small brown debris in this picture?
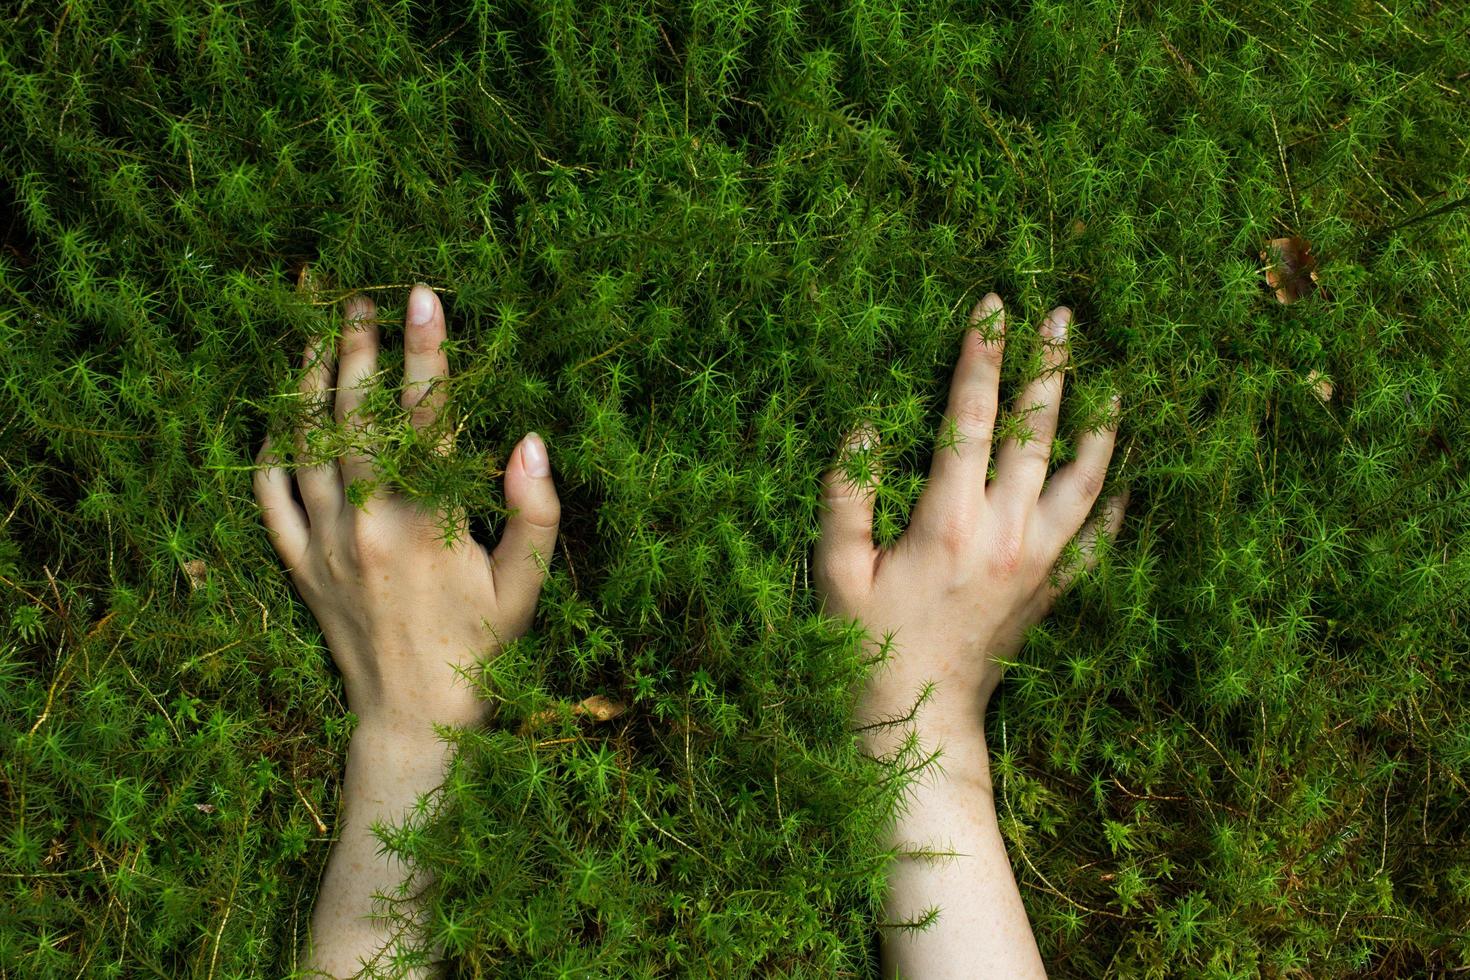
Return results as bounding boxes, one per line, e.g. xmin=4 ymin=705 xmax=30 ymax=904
xmin=575 ymin=694 xmax=627 ymax=722
xmin=294 ymin=260 xmax=333 ymax=307
xmin=296 ymin=260 xmax=320 ymax=295
xmin=183 ymin=559 xmax=208 ymax=590
xmin=1069 ymin=219 xmax=1087 ymax=237
xmin=1262 ymin=236 xmax=1321 ymax=304
xmin=194 ymin=803 xmax=217 ymax=814
xmin=1159 ymin=32 xmax=1197 ymax=77
xmin=518 ymin=708 xmax=557 ymax=734
xmin=1306 ymin=370 xmax=1333 ymax=403
xmin=519 ymin=694 xmax=629 ymax=734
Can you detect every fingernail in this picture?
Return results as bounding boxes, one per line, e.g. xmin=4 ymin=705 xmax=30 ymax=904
xmin=1046 ymin=307 xmax=1071 ymax=339
xmin=522 ymin=432 xmax=550 ymax=477
xmin=344 ymin=293 xmax=374 ymax=325
xmin=845 ymin=424 xmax=876 ymax=454
xmin=409 ymin=284 xmax=435 ymax=326
xmin=975 ymin=292 xmax=1005 ymax=332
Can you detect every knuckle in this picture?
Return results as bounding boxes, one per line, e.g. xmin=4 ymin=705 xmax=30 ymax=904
xmin=952 ymin=395 xmax=996 ymax=434
xmin=338 ymin=335 xmax=366 ymax=357
xmin=931 ymin=506 xmax=976 ymax=555
xmin=405 ymin=334 xmax=444 ymax=357
xmin=813 ymin=555 xmax=858 ymax=598
xmin=532 ymin=496 xmax=562 ymax=531
xmin=966 ymin=324 xmax=1005 ymax=360
xmin=988 ymin=527 xmax=1026 ymax=574
xmin=1077 ymin=464 xmax=1107 ymax=501
xmin=347 ymin=522 xmax=388 ymax=567
xmin=341 ymin=327 xmax=378 ymax=354
xmin=514 ymin=510 xmax=559 ymax=539
xmin=515 ymin=489 xmax=562 ymax=532
xmin=1017 ymin=429 xmax=1052 ymax=462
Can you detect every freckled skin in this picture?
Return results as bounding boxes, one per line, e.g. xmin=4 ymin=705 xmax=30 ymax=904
xmin=252 ymin=285 xmax=562 ymax=978
xmin=816 ymin=293 xmax=1127 ymax=980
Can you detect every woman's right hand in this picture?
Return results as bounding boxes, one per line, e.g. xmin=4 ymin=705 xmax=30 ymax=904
xmin=815 ymin=291 xmax=1127 ymax=738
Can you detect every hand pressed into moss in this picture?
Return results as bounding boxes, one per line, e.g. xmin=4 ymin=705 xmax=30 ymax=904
xmin=816 ymin=292 xmax=1126 ymax=728
xmin=252 ymin=284 xmax=561 ymax=735
xmin=814 ymin=292 xmax=1128 ymax=980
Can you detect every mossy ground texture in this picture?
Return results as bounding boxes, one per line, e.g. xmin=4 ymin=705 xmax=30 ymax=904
xmin=3 ymin=1 xmax=1469 ymax=977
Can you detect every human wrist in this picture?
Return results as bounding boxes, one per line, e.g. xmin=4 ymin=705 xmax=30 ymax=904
xmin=349 ymin=704 xmax=461 ymax=747
xmin=859 ymin=647 xmax=995 ymax=733
xmin=307 ymin=716 xmax=448 ymax=980
xmin=330 ymin=636 xmax=498 ymax=740
xmin=332 ymin=723 xmax=456 ymax=866
xmin=347 ymin=699 xmax=488 ymax=743
xmin=859 ymin=682 xmax=992 ymax=781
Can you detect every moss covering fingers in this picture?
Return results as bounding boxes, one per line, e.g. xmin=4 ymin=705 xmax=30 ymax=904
xmin=1 ymin=1 xmax=1468 ymax=976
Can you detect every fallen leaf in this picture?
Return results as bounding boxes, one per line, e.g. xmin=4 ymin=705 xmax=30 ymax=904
xmin=575 ymin=694 xmax=628 ymax=722
xmin=1262 ymin=236 xmax=1321 ymax=304
xmin=183 ymin=559 xmax=208 ymax=590
xmin=519 ymin=694 xmax=630 ymax=734
xmin=294 ymin=260 xmax=333 ymax=307
xmin=1306 ymin=370 xmax=1333 ymax=403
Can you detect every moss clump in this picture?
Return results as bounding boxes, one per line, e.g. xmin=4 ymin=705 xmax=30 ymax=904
xmin=2 ymin=1 xmax=1468 ymax=976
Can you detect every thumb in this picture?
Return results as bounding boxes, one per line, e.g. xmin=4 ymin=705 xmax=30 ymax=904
xmin=490 ymin=432 xmax=561 ymax=621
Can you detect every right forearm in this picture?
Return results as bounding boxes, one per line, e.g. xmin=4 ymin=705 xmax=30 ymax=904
xmin=867 ymin=705 xmax=1045 ymax=979
xmin=815 ymin=289 xmax=1114 ymax=979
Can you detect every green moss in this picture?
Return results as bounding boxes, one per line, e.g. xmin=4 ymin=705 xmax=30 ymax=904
xmin=1 ymin=0 xmax=1468 ymax=976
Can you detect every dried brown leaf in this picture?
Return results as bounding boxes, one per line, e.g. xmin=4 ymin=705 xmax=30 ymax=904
xmin=1262 ymin=236 xmax=1320 ymax=304
xmin=1306 ymin=370 xmax=1333 ymax=403
xmin=518 ymin=694 xmax=630 ymax=735
xmin=575 ymin=694 xmax=628 ymax=722
xmin=183 ymin=559 xmax=208 ymax=590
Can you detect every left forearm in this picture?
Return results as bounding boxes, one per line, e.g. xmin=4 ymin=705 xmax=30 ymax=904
xmin=253 ymin=284 xmax=561 ymax=978
xmin=303 ymin=721 xmax=450 ymax=978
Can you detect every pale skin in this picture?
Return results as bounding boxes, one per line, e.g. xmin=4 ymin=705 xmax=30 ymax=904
xmin=814 ymin=292 xmax=1127 ymax=979
xmin=253 ymin=284 xmax=560 ymax=978
xmin=252 ymin=284 xmax=1121 ymax=977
